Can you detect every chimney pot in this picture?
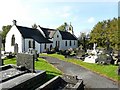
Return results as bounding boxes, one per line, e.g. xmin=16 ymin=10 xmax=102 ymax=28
xmin=13 ymin=20 xmax=17 ymax=25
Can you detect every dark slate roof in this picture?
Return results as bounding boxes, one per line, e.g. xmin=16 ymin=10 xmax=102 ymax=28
xmin=39 ymin=26 xmax=77 ymax=40
xmin=59 ymin=31 xmax=77 ymax=40
xmin=39 ymin=26 xmax=56 ymax=39
xmin=16 ymin=26 xmax=52 ymax=43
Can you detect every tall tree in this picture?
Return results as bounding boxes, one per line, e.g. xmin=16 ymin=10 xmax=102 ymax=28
xmin=0 ymin=25 xmax=12 ymax=50
xmin=56 ymin=22 xmax=67 ymax=31
xmin=90 ymin=17 xmax=119 ymax=50
xmin=1 ymin=25 xmax=12 ymax=40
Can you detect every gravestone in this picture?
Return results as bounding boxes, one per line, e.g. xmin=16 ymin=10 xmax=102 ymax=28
xmin=28 ymin=48 xmax=38 ymax=61
xmin=97 ymin=54 xmax=114 ymax=64
xmin=17 ymin=53 xmax=35 ymax=72
xmin=0 ymin=36 xmax=2 ymax=66
xmin=14 ymin=43 xmax=18 ymax=54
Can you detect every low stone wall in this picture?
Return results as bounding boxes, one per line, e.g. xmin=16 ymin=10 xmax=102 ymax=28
xmin=36 ymin=75 xmax=84 ymax=90
xmin=36 ymin=76 xmax=66 ymax=90
xmin=73 ymin=80 xmax=84 ymax=90
xmin=2 ymin=70 xmax=47 ymax=89
xmin=0 ymin=64 xmax=12 ymax=70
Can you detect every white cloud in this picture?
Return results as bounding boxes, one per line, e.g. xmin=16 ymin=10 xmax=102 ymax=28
xmin=87 ymin=17 xmax=95 ymax=23
xmin=61 ymin=13 xmax=70 ymax=18
xmin=59 ymin=6 xmax=72 ymax=18
xmin=0 ymin=0 xmax=34 ymax=30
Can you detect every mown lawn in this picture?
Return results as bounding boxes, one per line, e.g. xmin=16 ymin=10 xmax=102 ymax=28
xmin=41 ymin=53 xmax=120 ymax=82
xmin=4 ymin=57 xmax=62 ymax=80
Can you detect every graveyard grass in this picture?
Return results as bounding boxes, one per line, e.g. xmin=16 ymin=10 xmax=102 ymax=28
xmin=41 ymin=53 xmax=120 ymax=82
xmin=4 ymin=57 xmax=62 ymax=80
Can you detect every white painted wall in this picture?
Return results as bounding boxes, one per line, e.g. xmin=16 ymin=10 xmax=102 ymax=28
xmin=53 ymin=30 xmax=78 ymax=50
xmin=5 ymin=25 xmax=78 ymax=53
xmin=24 ymin=39 xmax=33 ymax=52
xmin=52 ymin=30 xmax=62 ymax=49
xmin=5 ymin=25 xmax=23 ymax=53
xmin=60 ymin=40 xmax=77 ymax=50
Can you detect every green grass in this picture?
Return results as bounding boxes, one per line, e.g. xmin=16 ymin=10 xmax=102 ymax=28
xmin=41 ymin=53 xmax=120 ymax=82
xmin=35 ymin=58 xmax=62 ymax=80
xmin=4 ymin=58 xmax=17 ymax=65
xmin=4 ymin=57 xmax=62 ymax=80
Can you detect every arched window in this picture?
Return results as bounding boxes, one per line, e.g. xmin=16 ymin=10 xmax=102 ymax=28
xmin=65 ymin=41 xmax=67 ymax=46
xmin=29 ymin=40 xmax=31 ymax=48
xmin=56 ymin=41 xmax=57 ymax=47
xmin=33 ymin=40 xmax=35 ymax=49
xmin=11 ymin=35 xmax=15 ymax=46
xmin=74 ymin=41 xmax=75 ymax=45
xmin=44 ymin=43 xmax=46 ymax=49
xmin=70 ymin=41 xmax=71 ymax=46
xmin=50 ymin=44 xmax=52 ymax=50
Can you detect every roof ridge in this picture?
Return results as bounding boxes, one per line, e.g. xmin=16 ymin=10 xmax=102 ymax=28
xmin=16 ymin=25 xmax=37 ymax=30
xmin=39 ymin=26 xmax=57 ymax=31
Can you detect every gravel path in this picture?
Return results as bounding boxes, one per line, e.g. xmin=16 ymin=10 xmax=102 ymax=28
xmin=42 ymin=56 xmax=119 ymax=89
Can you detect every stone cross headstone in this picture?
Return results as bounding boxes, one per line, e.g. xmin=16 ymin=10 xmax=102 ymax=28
xmin=17 ymin=53 xmax=35 ymax=72
xmin=0 ymin=36 xmax=2 ymax=66
xmin=93 ymin=43 xmax=97 ymax=50
xmin=28 ymin=48 xmax=38 ymax=61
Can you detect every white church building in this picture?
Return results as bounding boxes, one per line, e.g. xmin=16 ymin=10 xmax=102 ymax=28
xmin=5 ymin=20 xmax=78 ymax=53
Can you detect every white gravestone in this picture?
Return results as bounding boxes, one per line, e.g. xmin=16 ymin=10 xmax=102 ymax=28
xmin=84 ymin=43 xmax=98 ymax=63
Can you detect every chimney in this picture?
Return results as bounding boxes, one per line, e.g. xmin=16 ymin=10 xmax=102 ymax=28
xmin=12 ymin=20 xmax=17 ymax=25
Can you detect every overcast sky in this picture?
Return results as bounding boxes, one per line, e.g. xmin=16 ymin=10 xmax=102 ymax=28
xmin=0 ymin=0 xmax=118 ymax=37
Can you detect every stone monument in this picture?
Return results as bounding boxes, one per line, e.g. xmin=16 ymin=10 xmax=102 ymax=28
xmin=84 ymin=43 xmax=98 ymax=63
xmin=27 ymin=48 xmax=38 ymax=61
xmin=14 ymin=43 xmax=18 ymax=54
xmin=17 ymin=53 xmax=35 ymax=72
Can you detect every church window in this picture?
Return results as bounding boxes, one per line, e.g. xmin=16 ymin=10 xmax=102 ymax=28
xmin=33 ymin=40 xmax=35 ymax=49
xmin=56 ymin=41 xmax=57 ymax=47
xmin=70 ymin=41 xmax=71 ymax=46
xmin=74 ymin=41 xmax=75 ymax=45
xmin=11 ymin=35 xmax=15 ymax=46
xmin=29 ymin=40 xmax=31 ymax=48
xmin=65 ymin=41 xmax=67 ymax=46
xmin=44 ymin=43 xmax=47 ymax=49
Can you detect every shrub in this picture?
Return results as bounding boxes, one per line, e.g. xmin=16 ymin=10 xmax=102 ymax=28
xmin=48 ymin=48 xmax=56 ymax=54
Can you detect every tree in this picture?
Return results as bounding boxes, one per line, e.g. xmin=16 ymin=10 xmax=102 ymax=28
xmin=1 ymin=25 xmax=12 ymax=40
xmin=89 ymin=17 xmax=119 ymax=50
xmin=56 ymin=22 xmax=67 ymax=31
xmin=32 ymin=23 xmax=37 ymax=29
xmin=0 ymin=25 xmax=12 ymax=50
xmin=78 ymin=32 xmax=90 ymax=50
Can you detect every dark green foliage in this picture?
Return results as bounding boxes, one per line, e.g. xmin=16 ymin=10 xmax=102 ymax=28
xmin=90 ymin=17 xmax=119 ymax=50
xmin=0 ymin=25 xmax=12 ymax=50
xmin=0 ymin=25 xmax=12 ymax=40
xmin=78 ymin=32 xmax=90 ymax=50
xmin=56 ymin=22 xmax=67 ymax=31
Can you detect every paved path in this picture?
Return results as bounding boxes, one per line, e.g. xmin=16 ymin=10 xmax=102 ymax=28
xmin=41 ymin=56 xmax=119 ymax=89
